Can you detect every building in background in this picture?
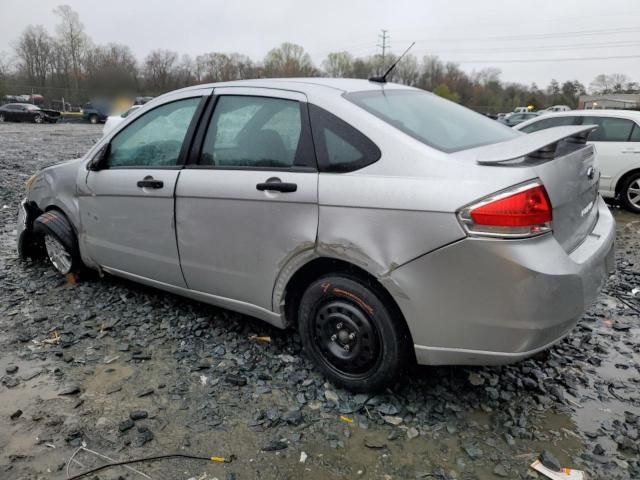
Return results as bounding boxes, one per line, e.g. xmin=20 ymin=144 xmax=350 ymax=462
xmin=578 ymin=94 xmax=640 ymax=109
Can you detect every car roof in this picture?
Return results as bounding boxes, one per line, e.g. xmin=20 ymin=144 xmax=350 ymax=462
xmin=3 ymin=103 xmax=35 ymax=107
xmin=515 ymin=109 xmax=640 ymax=129
xmin=172 ymin=78 xmax=415 ymax=97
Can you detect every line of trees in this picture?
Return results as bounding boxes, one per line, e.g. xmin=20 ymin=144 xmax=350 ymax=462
xmin=0 ymin=4 xmax=637 ymax=112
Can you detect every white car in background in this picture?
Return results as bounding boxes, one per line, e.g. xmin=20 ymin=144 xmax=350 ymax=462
xmin=538 ymin=105 xmax=572 ymax=114
xmin=102 ymin=105 xmax=142 ymax=136
xmin=515 ymin=109 xmax=640 ymax=213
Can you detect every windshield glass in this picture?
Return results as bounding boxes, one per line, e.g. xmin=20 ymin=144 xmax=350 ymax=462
xmin=346 ymin=89 xmax=518 ymax=152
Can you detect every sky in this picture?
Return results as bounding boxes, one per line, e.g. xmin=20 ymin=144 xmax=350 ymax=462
xmin=1 ymin=0 xmax=639 ymax=88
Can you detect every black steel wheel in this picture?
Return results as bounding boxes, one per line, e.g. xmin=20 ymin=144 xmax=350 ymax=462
xmin=298 ymin=274 xmax=411 ymax=392
xmin=313 ymin=299 xmax=381 ymax=376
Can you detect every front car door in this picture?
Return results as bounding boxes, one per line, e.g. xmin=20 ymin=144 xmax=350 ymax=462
xmin=79 ymin=90 xmax=209 ymax=286
xmin=175 ymin=87 xmax=318 ymax=313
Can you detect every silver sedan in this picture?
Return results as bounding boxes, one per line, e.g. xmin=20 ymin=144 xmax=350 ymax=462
xmin=17 ymin=79 xmax=615 ymax=391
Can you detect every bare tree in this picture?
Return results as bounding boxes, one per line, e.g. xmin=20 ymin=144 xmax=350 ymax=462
xmin=144 ymin=49 xmax=178 ymax=92
xmin=418 ymin=55 xmax=444 ymax=91
xmin=394 ymin=54 xmax=419 ymax=85
xmin=322 ymin=51 xmax=353 ymax=77
xmin=53 ymin=5 xmax=89 ymax=89
xmin=84 ymin=43 xmax=138 ymax=93
xmin=14 ymin=25 xmax=53 ymax=87
xmin=264 ymin=43 xmax=314 ymax=77
xmin=589 ymin=74 xmax=611 ymax=94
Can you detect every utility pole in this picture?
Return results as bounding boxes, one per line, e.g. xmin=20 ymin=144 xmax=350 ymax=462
xmin=377 ymin=29 xmax=390 ymax=64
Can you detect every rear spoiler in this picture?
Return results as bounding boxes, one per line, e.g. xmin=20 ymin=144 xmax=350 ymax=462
xmin=474 ymin=125 xmax=598 ymax=165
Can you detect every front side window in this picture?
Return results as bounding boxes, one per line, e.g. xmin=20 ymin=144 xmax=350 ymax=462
xmin=582 ymin=116 xmax=635 ymax=142
xmin=108 ymin=98 xmax=200 ymax=168
xmin=519 ymin=116 xmax=580 ymax=134
xmin=309 ymin=104 xmax=380 ymax=172
xmin=346 ymin=89 xmax=518 ymax=152
xmin=201 ymin=95 xmax=307 ymax=168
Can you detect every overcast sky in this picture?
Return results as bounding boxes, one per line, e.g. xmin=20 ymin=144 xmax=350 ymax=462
xmin=1 ymin=0 xmax=639 ymax=87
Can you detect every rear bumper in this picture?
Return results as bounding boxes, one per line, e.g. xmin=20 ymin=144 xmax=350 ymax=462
xmin=390 ymin=196 xmax=616 ymax=366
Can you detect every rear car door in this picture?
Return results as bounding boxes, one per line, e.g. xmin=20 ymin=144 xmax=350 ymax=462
xmin=80 ymin=92 xmax=208 ymax=286
xmin=175 ymin=88 xmax=318 ymax=311
xmin=581 ymin=116 xmax=637 ymax=193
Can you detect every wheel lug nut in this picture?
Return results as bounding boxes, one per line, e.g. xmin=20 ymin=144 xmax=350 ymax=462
xmin=330 ymin=334 xmax=337 ymax=342
xmin=343 ymin=344 xmax=350 ymax=351
xmin=348 ymin=332 xmax=356 ymax=340
xmin=336 ymin=323 xmax=343 ymax=330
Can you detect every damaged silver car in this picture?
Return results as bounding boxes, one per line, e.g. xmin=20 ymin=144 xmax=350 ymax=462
xmin=17 ymin=79 xmax=615 ymax=391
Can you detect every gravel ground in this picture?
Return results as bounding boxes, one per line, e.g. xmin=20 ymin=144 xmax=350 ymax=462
xmin=1 ymin=123 xmax=639 ymax=480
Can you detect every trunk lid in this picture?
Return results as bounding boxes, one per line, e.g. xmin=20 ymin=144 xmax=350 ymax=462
xmin=460 ymin=125 xmax=600 ymax=252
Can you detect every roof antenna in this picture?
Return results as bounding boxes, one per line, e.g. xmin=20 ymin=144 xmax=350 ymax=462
xmin=369 ymin=42 xmax=416 ymax=84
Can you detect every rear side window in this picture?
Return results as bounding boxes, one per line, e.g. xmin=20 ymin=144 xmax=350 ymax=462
xmin=582 ymin=116 xmax=635 ymax=142
xmin=308 ymin=104 xmax=380 ymax=172
xmin=519 ymin=116 xmax=580 ymax=133
xmin=346 ymin=89 xmax=518 ymax=152
xmin=630 ymin=124 xmax=640 ymax=142
xmin=201 ymin=95 xmax=313 ymax=169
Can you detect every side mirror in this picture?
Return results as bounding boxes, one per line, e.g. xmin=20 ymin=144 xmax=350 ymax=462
xmin=88 ymin=143 xmax=110 ymax=171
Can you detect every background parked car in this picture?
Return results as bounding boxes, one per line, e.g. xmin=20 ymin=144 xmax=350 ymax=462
xmin=0 ymin=103 xmax=61 ymax=123
xmin=539 ymin=105 xmax=572 ymax=114
xmin=102 ymin=105 xmax=142 ymax=136
xmin=82 ymin=102 xmax=111 ymax=124
xmin=515 ymin=109 xmax=640 ymax=213
xmin=499 ymin=111 xmax=538 ymax=127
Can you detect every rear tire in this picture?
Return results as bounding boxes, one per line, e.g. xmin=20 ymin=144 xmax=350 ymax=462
xmin=620 ymin=172 xmax=640 ymax=214
xmin=298 ymin=274 xmax=411 ymax=392
xmin=33 ymin=211 xmax=82 ymax=275
xmin=34 ymin=115 xmax=43 ymax=124
xmin=89 ymin=114 xmax=98 ymax=125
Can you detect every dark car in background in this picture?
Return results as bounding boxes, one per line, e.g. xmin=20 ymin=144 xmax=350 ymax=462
xmin=0 ymin=103 xmax=61 ymax=124
xmin=82 ymin=102 xmax=111 ymax=124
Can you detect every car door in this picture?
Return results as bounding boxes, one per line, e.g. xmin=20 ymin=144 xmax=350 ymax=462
xmin=175 ymin=88 xmax=318 ymax=311
xmin=80 ymin=92 xmax=208 ymax=286
xmin=581 ymin=116 xmax=637 ymax=194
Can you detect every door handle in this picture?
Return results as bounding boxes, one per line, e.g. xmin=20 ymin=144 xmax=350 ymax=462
xmin=256 ymin=180 xmax=297 ymax=193
xmin=137 ymin=178 xmax=164 ymax=189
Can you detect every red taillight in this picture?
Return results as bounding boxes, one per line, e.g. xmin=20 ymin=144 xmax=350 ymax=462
xmin=470 ymin=185 xmax=551 ymax=227
xmin=458 ymin=182 xmax=553 ymax=238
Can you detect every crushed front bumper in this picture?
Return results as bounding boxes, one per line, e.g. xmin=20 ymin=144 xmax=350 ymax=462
xmin=16 ymin=199 xmax=42 ymax=259
xmin=391 ymin=196 xmax=616 ymax=366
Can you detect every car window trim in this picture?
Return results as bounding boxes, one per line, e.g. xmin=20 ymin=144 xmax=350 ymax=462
xmin=188 ymin=93 xmax=318 ymax=172
xmin=104 ymin=95 xmax=208 ymax=170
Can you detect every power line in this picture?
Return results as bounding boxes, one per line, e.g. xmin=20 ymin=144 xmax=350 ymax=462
xmin=450 ymin=54 xmax=640 ymax=64
xmin=377 ymin=29 xmax=390 ymax=62
xmin=397 ymin=26 xmax=640 ymax=44
xmin=426 ymin=40 xmax=640 ymax=55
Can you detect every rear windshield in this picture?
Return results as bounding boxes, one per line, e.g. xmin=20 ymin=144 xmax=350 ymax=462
xmin=346 ymin=89 xmax=519 ymax=153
